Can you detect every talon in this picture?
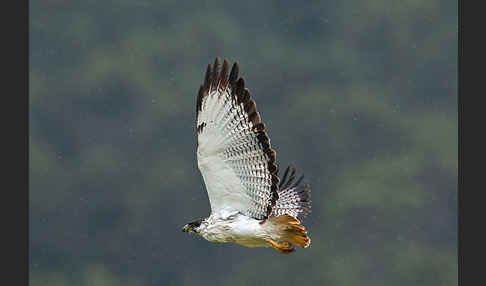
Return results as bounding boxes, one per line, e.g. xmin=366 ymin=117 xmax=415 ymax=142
xmin=267 ymin=239 xmax=295 ymax=254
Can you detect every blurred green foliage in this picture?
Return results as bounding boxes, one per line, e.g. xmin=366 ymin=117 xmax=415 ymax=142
xmin=30 ymin=0 xmax=457 ymax=285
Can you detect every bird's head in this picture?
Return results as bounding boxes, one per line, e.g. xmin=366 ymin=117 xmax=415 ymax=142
xmin=182 ymin=218 xmax=204 ymax=234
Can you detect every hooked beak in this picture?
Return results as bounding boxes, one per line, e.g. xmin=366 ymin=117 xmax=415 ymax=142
xmin=182 ymin=224 xmax=191 ymax=232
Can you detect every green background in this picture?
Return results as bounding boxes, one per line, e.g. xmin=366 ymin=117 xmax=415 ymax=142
xmin=30 ymin=1 xmax=457 ymax=285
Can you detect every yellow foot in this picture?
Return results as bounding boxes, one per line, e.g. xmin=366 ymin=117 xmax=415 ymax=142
xmin=267 ymin=239 xmax=295 ymax=254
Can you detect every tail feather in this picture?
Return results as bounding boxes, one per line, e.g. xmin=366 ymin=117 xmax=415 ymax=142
xmin=268 ymin=214 xmax=311 ymax=249
xmin=271 ymin=165 xmax=311 ymax=220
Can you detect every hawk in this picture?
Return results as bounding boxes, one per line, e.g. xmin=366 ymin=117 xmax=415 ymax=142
xmin=183 ymin=58 xmax=311 ymax=254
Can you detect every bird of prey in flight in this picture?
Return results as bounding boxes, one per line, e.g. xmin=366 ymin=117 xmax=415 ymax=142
xmin=183 ymin=58 xmax=311 ymax=254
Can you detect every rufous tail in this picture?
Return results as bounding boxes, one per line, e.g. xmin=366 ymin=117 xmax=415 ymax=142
xmin=267 ymin=214 xmax=311 ymax=254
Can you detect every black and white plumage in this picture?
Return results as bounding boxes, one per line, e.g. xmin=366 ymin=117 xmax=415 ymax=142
xmin=183 ymin=58 xmax=311 ymax=254
xmin=272 ymin=165 xmax=311 ymax=219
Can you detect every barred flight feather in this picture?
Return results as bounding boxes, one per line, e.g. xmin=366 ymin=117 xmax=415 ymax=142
xmin=196 ymin=58 xmax=279 ymax=220
xmin=271 ymin=166 xmax=312 ymax=220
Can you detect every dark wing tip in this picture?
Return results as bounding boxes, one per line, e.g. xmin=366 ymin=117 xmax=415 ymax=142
xmin=197 ymin=58 xmax=231 ymax=118
xmin=229 ymin=62 xmax=239 ymax=85
xmin=196 ymin=85 xmax=204 ymax=113
xmin=220 ymin=59 xmax=230 ymax=88
xmin=200 ymin=57 xmax=234 ymax=92
xmin=203 ymin=64 xmax=212 ymax=91
xmin=233 ymin=78 xmax=246 ymax=102
xmin=210 ymin=57 xmax=221 ymax=90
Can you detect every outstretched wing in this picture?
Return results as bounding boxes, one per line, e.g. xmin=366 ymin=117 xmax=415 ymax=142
xmin=196 ymin=58 xmax=279 ymax=220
